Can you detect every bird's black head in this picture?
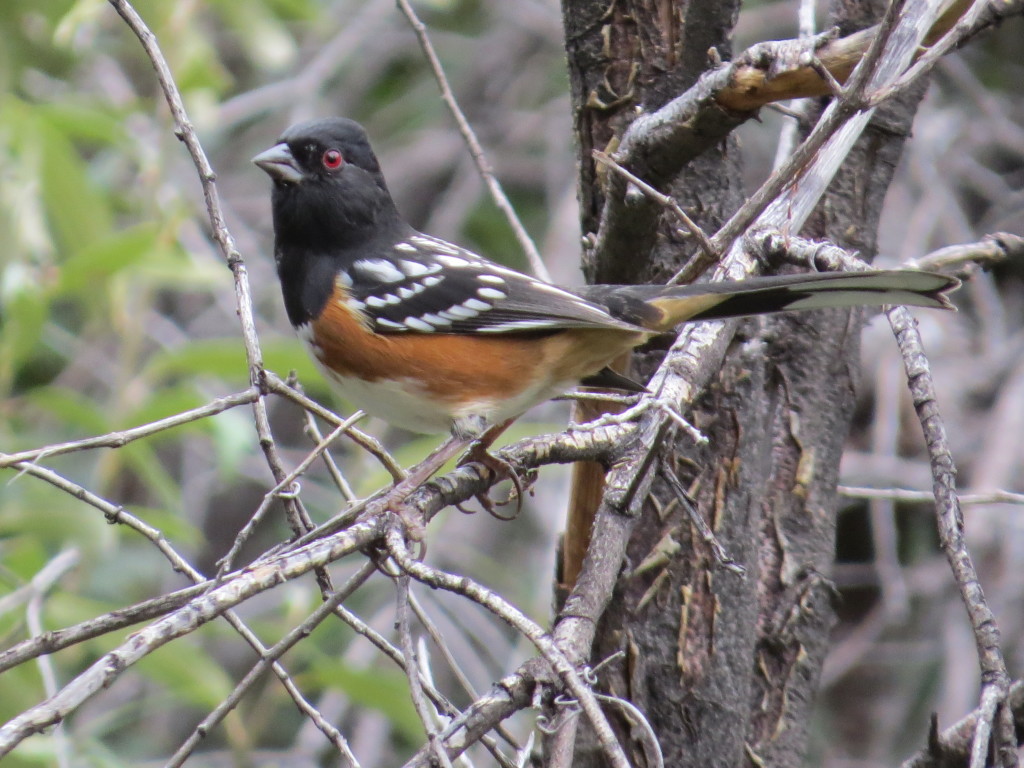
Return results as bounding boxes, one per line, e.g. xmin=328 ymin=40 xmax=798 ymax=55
xmin=253 ymin=117 xmax=404 ymax=253
xmin=254 ymin=118 xmax=407 ymax=326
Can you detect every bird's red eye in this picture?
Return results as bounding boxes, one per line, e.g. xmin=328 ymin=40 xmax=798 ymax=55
xmin=322 ymin=149 xmax=343 ymax=170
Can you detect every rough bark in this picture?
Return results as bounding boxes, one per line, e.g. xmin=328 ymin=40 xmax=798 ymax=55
xmin=559 ymin=0 xmax=928 ymax=765
xmin=562 ymin=0 xmax=743 ymax=285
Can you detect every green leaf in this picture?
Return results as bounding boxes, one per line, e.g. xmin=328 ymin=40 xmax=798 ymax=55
xmin=0 ymin=287 xmax=49 ymax=394
xmin=261 ymin=338 xmax=322 ymax=384
xmin=22 ymin=385 xmax=111 ymax=436
xmin=36 ymin=102 xmax=126 ymax=147
xmin=144 ymin=339 xmax=248 ymax=384
xmin=34 ymin=113 xmax=113 ymax=256
xmin=56 ymin=222 xmax=160 ymax=290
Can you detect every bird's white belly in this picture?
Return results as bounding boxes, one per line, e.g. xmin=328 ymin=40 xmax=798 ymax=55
xmin=319 ymin=367 xmax=457 ymax=433
xmin=315 ymin=364 xmax=575 ymax=436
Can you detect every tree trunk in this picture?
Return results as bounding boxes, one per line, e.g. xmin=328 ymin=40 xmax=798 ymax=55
xmin=559 ymin=1 xmax=928 ymax=765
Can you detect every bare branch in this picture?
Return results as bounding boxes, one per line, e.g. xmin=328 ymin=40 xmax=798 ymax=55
xmin=591 ymin=0 xmax=1023 ymax=280
xmin=165 ymin=563 xmax=376 ymax=768
xmin=752 ymin=227 xmax=1016 ymax=767
xmin=265 ymin=371 xmax=405 ymax=482
xmin=395 ymin=576 xmax=454 ymax=768
xmin=216 ymin=412 xmax=366 ymax=576
xmin=592 ymin=150 xmax=718 ymax=262
xmin=385 ymin=524 xmax=631 ymax=768
xmin=0 ymin=583 xmax=213 ymax=674
xmin=396 ymin=0 xmax=550 ymax=282
xmin=0 ymin=517 xmax=386 ymax=757
xmin=887 ymin=306 xmax=1014 ymax=767
xmin=871 ymin=0 xmax=1022 ymax=106
xmin=0 ymin=388 xmax=259 ymax=469
xmin=903 ymin=681 xmax=1024 ymax=768
xmin=840 ymin=485 xmax=1024 ymax=506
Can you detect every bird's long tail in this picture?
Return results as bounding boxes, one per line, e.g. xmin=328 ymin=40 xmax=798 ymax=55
xmin=579 ymin=270 xmax=959 ymax=333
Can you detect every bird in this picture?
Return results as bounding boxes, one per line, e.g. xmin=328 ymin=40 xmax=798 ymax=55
xmin=253 ymin=117 xmax=958 ymax=508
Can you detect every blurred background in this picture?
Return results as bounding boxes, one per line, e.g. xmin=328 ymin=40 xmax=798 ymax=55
xmin=0 ymin=0 xmax=1022 ymax=765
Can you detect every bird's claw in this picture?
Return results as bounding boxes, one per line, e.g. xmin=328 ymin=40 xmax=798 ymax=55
xmin=459 ymin=442 xmax=528 ymax=520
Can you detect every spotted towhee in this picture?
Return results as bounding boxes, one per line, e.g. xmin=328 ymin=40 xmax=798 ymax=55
xmin=253 ymin=118 xmax=958 ymax=499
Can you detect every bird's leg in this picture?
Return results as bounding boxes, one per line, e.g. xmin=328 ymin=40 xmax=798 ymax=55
xmin=383 ymin=418 xmax=525 ymax=536
xmin=385 ymin=433 xmax=473 ymax=537
xmin=455 ymin=418 xmax=527 ymax=519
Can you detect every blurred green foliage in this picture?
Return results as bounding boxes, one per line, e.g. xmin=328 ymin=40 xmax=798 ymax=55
xmin=5 ymin=0 xmax=1017 ymax=764
xmin=0 ymin=0 xmax=571 ymax=764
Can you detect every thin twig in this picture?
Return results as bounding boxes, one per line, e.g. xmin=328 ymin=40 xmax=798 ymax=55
xmin=0 ymin=388 xmax=259 ymax=469
xmin=0 ymin=582 xmax=212 ymax=674
xmin=750 ymin=225 xmax=1015 ymax=768
xmin=395 ymin=0 xmax=550 ymax=282
xmin=23 ymin=551 xmax=79 ymax=768
xmin=326 ymin=592 xmax=516 ymax=766
xmin=839 ymin=486 xmax=1024 ymax=506
xmin=105 ymin=0 xmax=329 ymax=570
xmin=165 ymin=563 xmax=376 ymax=768
xmin=265 ymin=371 xmax=405 ymax=482
xmin=385 ymin=524 xmax=632 ymax=768
xmin=216 ymin=413 xmax=365 ymax=576
xmin=672 ymin=0 xmax=914 ymax=284
xmin=871 ymin=0 xmax=1002 ymax=106
xmin=395 ymin=575 xmax=455 ymax=768
xmin=302 ymin=409 xmax=357 ymax=500
xmin=7 ymin=462 xmax=199 ymax=576
xmin=592 ymin=150 xmax=718 ymax=263
xmin=407 ymin=593 xmax=523 ymax=756
xmin=908 ymin=231 xmax=1023 ymax=274
xmin=889 ymin=303 xmax=1014 ymax=768
xmin=657 ymin=461 xmax=744 ymax=575
xmin=0 ymin=517 xmax=386 ymax=757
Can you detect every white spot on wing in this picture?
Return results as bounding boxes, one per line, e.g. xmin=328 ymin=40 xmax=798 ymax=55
xmin=440 ymin=305 xmax=479 ymax=320
xmin=353 ymin=258 xmax=406 ymax=284
xmin=365 ymin=294 xmax=401 ymax=307
xmin=420 ymin=313 xmax=451 ymax=326
xmin=436 ymin=254 xmax=471 ymax=268
xmin=477 ymin=320 xmax=556 ymax=332
xmin=411 ymin=235 xmax=461 ymax=255
xmin=337 ymin=271 xmax=354 ymax=288
xmin=477 ymin=287 xmax=507 ymax=301
xmin=477 ymin=274 xmax=506 ymax=285
xmin=422 ymin=275 xmax=443 ymax=288
xmin=398 ymin=286 xmax=415 ymax=299
xmin=348 ymin=298 xmax=366 ymax=312
xmin=394 ymin=242 xmax=417 ymax=253
xmin=403 ymin=316 xmax=435 ymax=332
xmin=400 ymin=259 xmax=433 ymax=277
xmin=377 ymin=318 xmax=405 ymax=330
xmin=463 ymin=298 xmax=491 ymax=311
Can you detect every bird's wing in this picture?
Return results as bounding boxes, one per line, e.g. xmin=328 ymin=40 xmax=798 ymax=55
xmin=342 ymin=233 xmax=643 ymax=334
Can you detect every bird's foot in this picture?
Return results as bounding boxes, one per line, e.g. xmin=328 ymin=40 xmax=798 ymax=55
xmin=458 ymin=441 xmax=528 ymax=520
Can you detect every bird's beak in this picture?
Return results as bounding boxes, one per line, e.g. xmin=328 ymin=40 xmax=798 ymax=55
xmin=252 ymin=143 xmax=304 ymax=184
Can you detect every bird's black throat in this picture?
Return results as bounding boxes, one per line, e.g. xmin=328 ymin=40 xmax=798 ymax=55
xmin=270 ymin=170 xmax=406 ymax=328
